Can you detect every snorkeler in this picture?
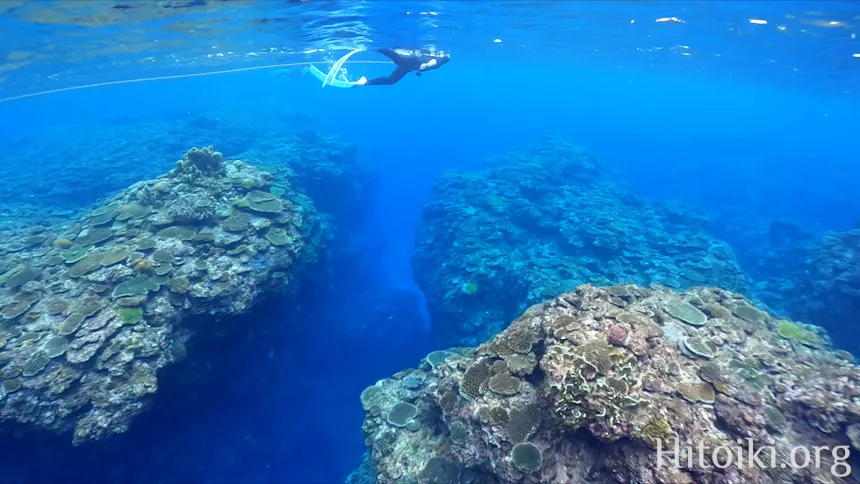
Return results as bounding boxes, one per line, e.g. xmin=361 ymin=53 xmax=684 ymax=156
xmin=352 ymin=48 xmax=450 ymax=86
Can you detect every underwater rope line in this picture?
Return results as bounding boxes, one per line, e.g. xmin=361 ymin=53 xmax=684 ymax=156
xmin=0 ymin=60 xmax=393 ymax=104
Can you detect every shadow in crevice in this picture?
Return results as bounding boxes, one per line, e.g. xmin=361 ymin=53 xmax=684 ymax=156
xmin=1 ymin=275 xmax=431 ymax=483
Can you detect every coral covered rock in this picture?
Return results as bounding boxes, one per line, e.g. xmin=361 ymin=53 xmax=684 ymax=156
xmin=777 ymin=228 xmax=860 ymax=350
xmin=0 ymin=147 xmax=323 ymax=444
xmin=356 ymin=284 xmax=859 ymax=483
xmin=413 ymin=140 xmax=749 ymax=344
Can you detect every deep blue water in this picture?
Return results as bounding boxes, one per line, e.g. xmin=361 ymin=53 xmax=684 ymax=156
xmin=0 ymin=1 xmax=859 ymax=482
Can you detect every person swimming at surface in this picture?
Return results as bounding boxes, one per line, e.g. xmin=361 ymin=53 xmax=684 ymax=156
xmin=352 ymin=48 xmax=450 ymax=86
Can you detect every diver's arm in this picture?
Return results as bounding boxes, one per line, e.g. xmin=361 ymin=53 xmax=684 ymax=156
xmin=419 ymin=58 xmax=438 ymax=71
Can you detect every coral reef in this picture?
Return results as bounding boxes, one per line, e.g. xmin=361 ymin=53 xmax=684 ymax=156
xmin=712 ymin=213 xmax=815 ymax=286
xmin=354 ymin=284 xmax=859 ymax=484
xmin=259 ymin=129 xmax=374 ymax=235
xmin=775 ymin=228 xmax=860 ymax=350
xmin=0 ymin=116 xmax=372 ymax=235
xmin=713 ymin=211 xmax=860 ymax=352
xmin=0 ymin=146 xmax=323 ymax=444
xmin=413 ymin=140 xmax=749 ymax=344
xmin=710 ymin=213 xmax=816 ymax=313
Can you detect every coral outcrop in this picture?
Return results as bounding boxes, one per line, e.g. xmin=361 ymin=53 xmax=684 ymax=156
xmin=255 ymin=130 xmax=380 ymax=293
xmin=354 ymin=284 xmax=859 ymax=484
xmin=776 ymin=228 xmax=860 ymax=349
xmin=260 ymin=129 xmax=374 ymax=235
xmin=0 ymin=146 xmax=323 ymax=444
xmin=712 ymin=212 xmax=860 ymax=352
xmin=710 ymin=213 xmax=815 ymax=312
xmin=413 ymin=140 xmax=749 ymax=344
xmin=0 ymin=116 xmax=370 ymax=235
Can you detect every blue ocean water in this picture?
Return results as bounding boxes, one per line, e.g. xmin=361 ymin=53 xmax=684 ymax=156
xmin=0 ymin=1 xmax=858 ymax=482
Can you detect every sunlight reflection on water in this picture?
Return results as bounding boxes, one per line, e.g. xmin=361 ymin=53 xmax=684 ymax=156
xmin=0 ymin=1 xmax=857 ymax=97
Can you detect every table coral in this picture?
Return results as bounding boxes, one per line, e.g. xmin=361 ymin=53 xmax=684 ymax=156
xmin=353 ymin=284 xmax=860 ymax=484
xmin=0 ymin=147 xmax=323 ymax=444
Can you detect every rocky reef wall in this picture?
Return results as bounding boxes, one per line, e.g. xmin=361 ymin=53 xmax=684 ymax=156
xmin=763 ymin=228 xmax=860 ymax=351
xmin=0 ymin=146 xmax=325 ymax=444
xmin=413 ymin=140 xmax=749 ymax=345
xmin=711 ymin=212 xmax=859 ymax=352
xmin=781 ymin=228 xmax=860 ymax=338
xmin=353 ymin=284 xmax=860 ymax=484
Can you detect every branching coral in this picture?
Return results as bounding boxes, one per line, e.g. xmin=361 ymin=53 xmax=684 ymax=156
xmin=174 ymin=145 xmax=225 ymax=178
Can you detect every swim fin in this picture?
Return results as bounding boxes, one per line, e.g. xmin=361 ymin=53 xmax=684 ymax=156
xmin=322 ymin=48 xmax=363 ymax=87
xmin=306 ymin=65 xmax=361 ymax=88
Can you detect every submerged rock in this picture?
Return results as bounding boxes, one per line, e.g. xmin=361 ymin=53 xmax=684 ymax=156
xmin=356 ymin=284 xmax=859 ymax=484
xmin=775 ymin=228 xmax=860 ymax=349
xmin=413 ymin=139 xmax=749 ymax=345
xmin=0 ymin=147 xmax=323 ymax=444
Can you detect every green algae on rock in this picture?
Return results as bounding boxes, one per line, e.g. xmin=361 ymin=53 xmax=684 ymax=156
xmin=0 ymin=146 xmax=323 ymax=445
xmin=353 ymin=284 xmax=860 ymax=484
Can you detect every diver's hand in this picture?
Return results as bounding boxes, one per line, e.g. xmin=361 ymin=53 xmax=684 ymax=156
xmin=418 ymin=58 xmax=438 ymax=71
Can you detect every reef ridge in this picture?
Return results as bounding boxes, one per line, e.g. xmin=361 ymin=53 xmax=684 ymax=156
xmin=354 ymin=284 xmax=859 ymax=484
xmin=0 ymin=146 xmax=323 ymax=444
xmin=413 ymin=139 xmax=749 ymax=345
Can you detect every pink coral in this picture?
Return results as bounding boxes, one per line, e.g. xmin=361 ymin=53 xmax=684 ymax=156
xmin=607 ymin=324 xmax=629 ymax=346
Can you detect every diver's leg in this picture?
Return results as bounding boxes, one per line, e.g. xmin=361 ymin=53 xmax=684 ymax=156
xmin=376 ymin=49 xmax=402 ymax=63
xmin=364 ymin=66 xmax=410 ymax=86
xmin=376 ymin=48 xmax=422 ymax=70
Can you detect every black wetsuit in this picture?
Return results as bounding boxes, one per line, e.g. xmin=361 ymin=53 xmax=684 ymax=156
xmin=364 ymin=48 xmax=450 ymax=86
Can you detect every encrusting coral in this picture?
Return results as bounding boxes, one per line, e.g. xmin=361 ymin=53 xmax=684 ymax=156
xmin=0 ymin=146 xmax=323 ymax=444
xmin=352 ymin=284 xmax=860 ymax=484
